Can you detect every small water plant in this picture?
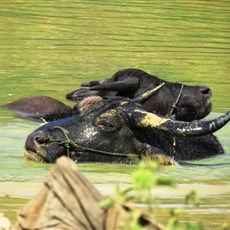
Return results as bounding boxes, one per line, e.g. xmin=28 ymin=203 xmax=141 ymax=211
xmin=100 ymin=160 xmax=207 ymax=230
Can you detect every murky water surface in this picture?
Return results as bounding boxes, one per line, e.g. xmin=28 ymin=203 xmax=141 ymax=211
xmin=0 ymin=1 xmax=229 ymax=228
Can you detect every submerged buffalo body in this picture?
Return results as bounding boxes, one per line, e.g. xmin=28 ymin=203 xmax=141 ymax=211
xmin=4 ymin=69 xmax=212 ymax=122
xmin=24 ymin=96 xmax=230 ymax=164
xmin=67 ymin=68 xmax=212 ymax=121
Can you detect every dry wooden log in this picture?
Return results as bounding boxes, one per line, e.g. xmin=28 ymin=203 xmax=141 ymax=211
xmin=16 ymin=157 xmax=163 ymax=230
xmin=17 ymin=157 xmax=104 ymax=230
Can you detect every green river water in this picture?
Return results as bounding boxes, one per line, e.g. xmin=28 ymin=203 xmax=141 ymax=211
xmin=0 ymin=1 xmax=230 ymax=228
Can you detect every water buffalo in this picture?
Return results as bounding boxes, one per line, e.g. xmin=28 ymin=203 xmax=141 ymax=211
xmin=3 ymin=68 xmax=212 ymax=122
xmin=67 ymin=68 xmax=212 ymax=121
xmin=24 ymin=96 xmax=229 ymax=165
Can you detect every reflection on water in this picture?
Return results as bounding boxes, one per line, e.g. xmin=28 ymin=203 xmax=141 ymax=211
xmin=1 ymin=1 xmax=230 ymax=111
xmin=0 ymin=0 xmax=229 ymax=228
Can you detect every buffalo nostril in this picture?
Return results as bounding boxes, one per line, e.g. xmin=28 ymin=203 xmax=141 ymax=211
xmin=25 ymin=130 xmax=48 ymax=152
xmin=200 ymin=86 xmax=211 ymax=95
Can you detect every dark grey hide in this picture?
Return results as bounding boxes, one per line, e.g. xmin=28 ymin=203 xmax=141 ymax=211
xmin=24 ymin=97 xmax=229 ymax=164
xmin=67 ymin=68 xmax=212 ymax=121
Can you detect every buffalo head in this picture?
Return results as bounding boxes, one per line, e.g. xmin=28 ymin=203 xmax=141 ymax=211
xmin=24 ymin=96 xmax=229 ymax=164
xmin=67 ymin=68 xmax=212 ymax=121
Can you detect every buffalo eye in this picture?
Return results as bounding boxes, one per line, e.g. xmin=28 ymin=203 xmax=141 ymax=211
xmin=95 ymin=110 xmax=122 ymax=132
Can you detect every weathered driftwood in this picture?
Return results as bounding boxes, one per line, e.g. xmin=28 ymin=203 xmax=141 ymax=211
xmin=15 ymin=157 xmax=163 ymax=230
xmin=17 ymin=157 xmax=104 ymax=229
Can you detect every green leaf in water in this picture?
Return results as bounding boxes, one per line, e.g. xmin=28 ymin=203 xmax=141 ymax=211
xmin=132 ymin=168 xmax=154 ymax=191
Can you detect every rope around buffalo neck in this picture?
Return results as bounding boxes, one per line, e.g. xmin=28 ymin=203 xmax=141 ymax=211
xmin=166 ymin=84 xmax=184 ymax=119
xmin=164 ymin=84 xmax=184 ymax=156
xmin=44 ymin=126 xmax=139 ymax=159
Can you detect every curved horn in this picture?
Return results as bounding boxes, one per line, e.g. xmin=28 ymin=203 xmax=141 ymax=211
xmin=129 ymin=109 xmax=230 ymax=136
xmin=87 ymin=76 xmax=139 ymax=91
xmin=133 ymin=83 xmax=165 ymax=103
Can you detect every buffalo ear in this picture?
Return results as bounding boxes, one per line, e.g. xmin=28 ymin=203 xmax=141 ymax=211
xmin=66 ymin=88 xmax=102 ymax=102
xmin=3 ymin=96 xmax=73 ymax=122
